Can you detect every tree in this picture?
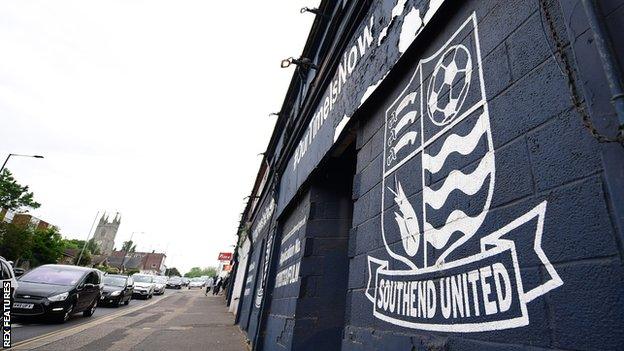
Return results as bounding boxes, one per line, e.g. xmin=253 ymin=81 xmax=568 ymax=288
xmin=0 ymin=169 xmax=40 ymax=211
xmin=30 ymin=227 xmax=65 ymax=266
xmin=61 ymin=238 xmax=100 ymax=266
xmin=121 ymin=240 xmax=136 ymax=253
xmin=184 ymin=267 xmax=202 ymax=277
xmin=184 ymin=266 xmax=217 ymax=278
xmin=62 ymin=238 xmax=84 ymax=250
xmin=165 ymin=267 xmax=181 ymax=277
xmin=203 ymin=267 xmax=217 ymax=277
xmin=0 ymin=222 xmax=34 ymax=263
xmin=87 ymin=238 xmax=101 ymax=255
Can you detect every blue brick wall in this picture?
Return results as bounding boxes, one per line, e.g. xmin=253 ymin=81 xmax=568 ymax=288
xmin=344 ymin=0 xmax=624 ymax=350
xmin=261 ymin=156 xmax=354 ymax=351
xmin=262 ymin=192 xmax=309 ymax=351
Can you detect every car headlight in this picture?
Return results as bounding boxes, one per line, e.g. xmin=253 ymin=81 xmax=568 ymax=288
xmin=110 ymin=291 xmax=122 ymax=296
xmin=48 ymin=292 xmax=69 ymax=302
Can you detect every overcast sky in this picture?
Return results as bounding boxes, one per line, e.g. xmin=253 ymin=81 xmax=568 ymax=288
xmin=0 ymin=0 xmax=319 ymax=274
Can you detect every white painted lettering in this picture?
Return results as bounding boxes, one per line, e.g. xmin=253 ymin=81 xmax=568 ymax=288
xmin=479 ymin=266 xmax=498 ymax=315
xmin=492 ymin=263 xmax=512 ymax=313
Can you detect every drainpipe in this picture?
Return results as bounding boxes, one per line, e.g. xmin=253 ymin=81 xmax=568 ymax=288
xmin=581 ymin=0 xmax=624 ymax=135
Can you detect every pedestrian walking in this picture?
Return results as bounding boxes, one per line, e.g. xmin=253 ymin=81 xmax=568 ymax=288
xmin=213 ymin=276 xmax=222 ymax=295
xmin=204 ymin=277 xmax=213 ymax=296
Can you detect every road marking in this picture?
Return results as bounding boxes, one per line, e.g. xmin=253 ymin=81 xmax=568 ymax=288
xmin=11 ymin=295 xmax=172 ymax=350
xmin=167 ymin=326 xmax=192 ymax=330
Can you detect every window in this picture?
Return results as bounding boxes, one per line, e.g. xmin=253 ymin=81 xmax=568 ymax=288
xmin=85 ymin=272 xmax=99 ymax=284
xmin=21 ymin=266 xmax=83 ymax=286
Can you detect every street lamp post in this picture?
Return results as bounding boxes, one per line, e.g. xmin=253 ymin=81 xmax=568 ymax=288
xmin=77 ymin=210 xmax=102 ymax=266
xmin=0 ymin=154 xmax=44 ymax=174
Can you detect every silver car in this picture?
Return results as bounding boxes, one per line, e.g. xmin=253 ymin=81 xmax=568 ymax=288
xmin=153 ymin=276 xmax=167 ymax=295
xmin=131 ymin=274 xmax=155 ymax=299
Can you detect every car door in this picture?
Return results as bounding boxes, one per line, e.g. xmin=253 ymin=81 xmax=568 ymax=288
xmin=77 ymin=272 xmax=99 ymax=310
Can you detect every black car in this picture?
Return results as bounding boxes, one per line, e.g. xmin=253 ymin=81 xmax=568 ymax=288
xmin=13 ymin=264 xmax=101 ymax=323
xmin=166 ymin=276 xmax=182 ymax=289
xmin=100 ymin=274 xmax=134 ymax=306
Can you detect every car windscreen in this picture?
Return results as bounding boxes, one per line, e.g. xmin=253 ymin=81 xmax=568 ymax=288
xmin=19 ymin=266 xmax=84 ymax=286
xmin=133 ymin=275 xmax=153 ymax=283
xmin=154 ymin=276 xmax=167 ymax=283
xmin=103 ymin=276 xmax=127 ymax=287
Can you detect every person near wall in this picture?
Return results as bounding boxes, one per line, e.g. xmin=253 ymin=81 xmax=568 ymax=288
xmin=204 ymin=276 xmax=214 ymax=296
xmin=212 ymin=276 xmax=222 ymax=295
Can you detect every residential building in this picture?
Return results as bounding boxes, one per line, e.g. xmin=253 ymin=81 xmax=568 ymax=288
xmin=0 ymin=209 xmax=56 ymax=231
xmin=107 ymin=251 xmax=166 ymax=274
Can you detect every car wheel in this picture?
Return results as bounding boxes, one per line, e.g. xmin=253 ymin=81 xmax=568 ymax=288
xmin=124 ymin=299 xmax=130 ymax=305
xmin=83 ymin=300 xmax=97 ymax=317
xmin=55 ymin=303 xmax=74 ymax=323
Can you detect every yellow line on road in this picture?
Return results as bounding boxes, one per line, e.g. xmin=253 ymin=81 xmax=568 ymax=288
xmin=11 ymin=294 xmax=172 ymax=350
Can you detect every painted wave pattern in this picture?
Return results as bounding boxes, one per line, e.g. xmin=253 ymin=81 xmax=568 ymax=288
xmin=422 ymin=112 xmax=494 ymax=259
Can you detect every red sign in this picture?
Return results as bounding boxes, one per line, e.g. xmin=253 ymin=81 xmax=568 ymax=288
xmin=218 ymin=252 xmax=232 ymax=261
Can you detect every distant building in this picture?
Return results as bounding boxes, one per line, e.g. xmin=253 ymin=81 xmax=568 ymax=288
xmin=107 ymin=251 xmax=166 ymax=275
xmin=0 ymin=208 xmax=56 ymax=231
xmin=91 ymin=212 xmax=121 ymax=255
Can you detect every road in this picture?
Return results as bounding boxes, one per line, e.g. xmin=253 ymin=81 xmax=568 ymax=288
xmin=10 ymin=288 xmax=247 ymax=351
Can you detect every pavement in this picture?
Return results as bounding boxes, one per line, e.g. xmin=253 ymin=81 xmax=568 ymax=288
xmin=10 ymin=289 xmax=247 ymax=351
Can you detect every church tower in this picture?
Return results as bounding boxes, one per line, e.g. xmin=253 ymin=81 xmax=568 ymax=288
xmin=92 ymin=212 xmax=121 ymax=255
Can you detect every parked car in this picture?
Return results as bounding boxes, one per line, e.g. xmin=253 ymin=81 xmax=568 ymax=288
xmin=188 ymin=278 xmax=205 ymax=289
xmin=13 ymin=264 xmax=101 ymax=323
xmin=100 ymin=274 xmax=134 ymax=306
xmin=131 ymin=274 xmax=155 ymax=299
xmin=166 ymin=276 xmax=183 ymax=289
xmin=181 ymin=277 xmax=190 ymax=287
xmin=153 ymin=276 xmax=167 ymax=295
xmin=95 ymin=270 xmax=106 ymax=290
xmin=0 ymin=256 xmax=18 ymax=298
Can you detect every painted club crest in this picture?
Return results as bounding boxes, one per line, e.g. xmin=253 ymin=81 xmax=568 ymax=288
xmin=366 ymin=13 xmax=563 ymax=332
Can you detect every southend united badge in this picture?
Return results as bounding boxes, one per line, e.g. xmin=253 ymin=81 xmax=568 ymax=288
xmin=365 ymin=13 xmax=563 ymax=332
